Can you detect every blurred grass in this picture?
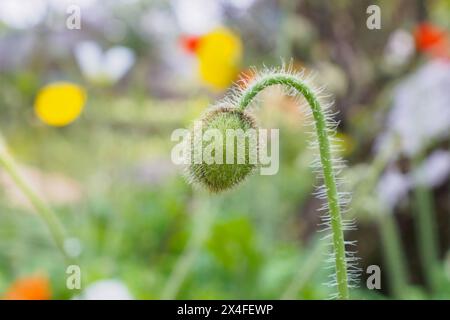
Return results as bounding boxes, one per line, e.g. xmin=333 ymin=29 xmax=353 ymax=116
xmin=0 ymin=90 xmax=336 ymax=299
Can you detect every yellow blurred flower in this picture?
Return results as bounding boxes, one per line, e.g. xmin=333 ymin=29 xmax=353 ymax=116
xmin=34 ymin=82 xmax=86 ymax=127
xmin=3 ymin=274 xmax=51 ymax=300
xmin=181 ymin=27 xmax=243 ymax=91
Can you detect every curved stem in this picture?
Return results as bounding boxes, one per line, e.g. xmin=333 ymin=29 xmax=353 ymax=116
xmin=0 ymin=136 xmax=71 ymax=262
xmin=238 ymin=73 xmax=349 ymax=299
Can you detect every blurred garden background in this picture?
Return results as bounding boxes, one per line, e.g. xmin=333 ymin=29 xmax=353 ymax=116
xmin=0 ymin=0 xmax=449 ymax=300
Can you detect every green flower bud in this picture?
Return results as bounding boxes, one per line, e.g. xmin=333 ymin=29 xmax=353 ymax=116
xmin=187 ymin=105 xmax=258 ymax=192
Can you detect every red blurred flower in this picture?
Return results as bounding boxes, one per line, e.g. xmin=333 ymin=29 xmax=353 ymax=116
xmin=414 ymin=23 xmax=450 ymax=58
xmin=179 ymin=35 xmax=201 ymax=54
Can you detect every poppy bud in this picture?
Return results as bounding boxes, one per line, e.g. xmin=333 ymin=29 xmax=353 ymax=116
xmin=187 ymin=105 xmax=258 ymax=192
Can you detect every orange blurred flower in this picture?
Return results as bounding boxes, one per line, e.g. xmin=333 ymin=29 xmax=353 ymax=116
xmin=414 ymin=23 xmax=450 ymax=59
xmin=3 ymin=274 xmax=51 ymax=300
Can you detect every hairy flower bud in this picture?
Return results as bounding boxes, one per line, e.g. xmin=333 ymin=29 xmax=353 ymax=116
xmin=187 ymin=105 xmax=258 ymax=192
xmin=179 ymin=65 xmax=356 ymax=299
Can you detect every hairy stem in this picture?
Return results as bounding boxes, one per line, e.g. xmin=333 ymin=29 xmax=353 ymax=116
xmin=238 ymin=73 xmax=349 ymax=299
xmin=0 ymin=136 xmax=71 ymax=262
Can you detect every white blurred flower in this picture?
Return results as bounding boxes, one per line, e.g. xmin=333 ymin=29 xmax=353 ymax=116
xmin=47 ymin=0 xmax=97 ymax=12
xmin=79 ymin=280 xmax=133 ymax=300
xmin=140 ymin=9 xmax=177 ymax=37
xmin=223 ymin=0 xmax=257 ymax=10
xmin=316 ymin=62 xmax=348 ymax=96
xmin=378 ymin=61 xmax=450 ymax=157
xmin=74 ymin=41 xmax=135 ymax=85
xmin=412 ymin=150 xmax=450 ymax=187
xmin=377 ymin=166 xmax=411 ymax=210
xmin=0 ymin=0 xmax=47 ymax=29
xmin=64 ymin=237 xmax=83 ymax=258
xmin=383 ymin=29 xmax=415 ymax=68
xmin=172 ymin=0 xmax=223 ymax=35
